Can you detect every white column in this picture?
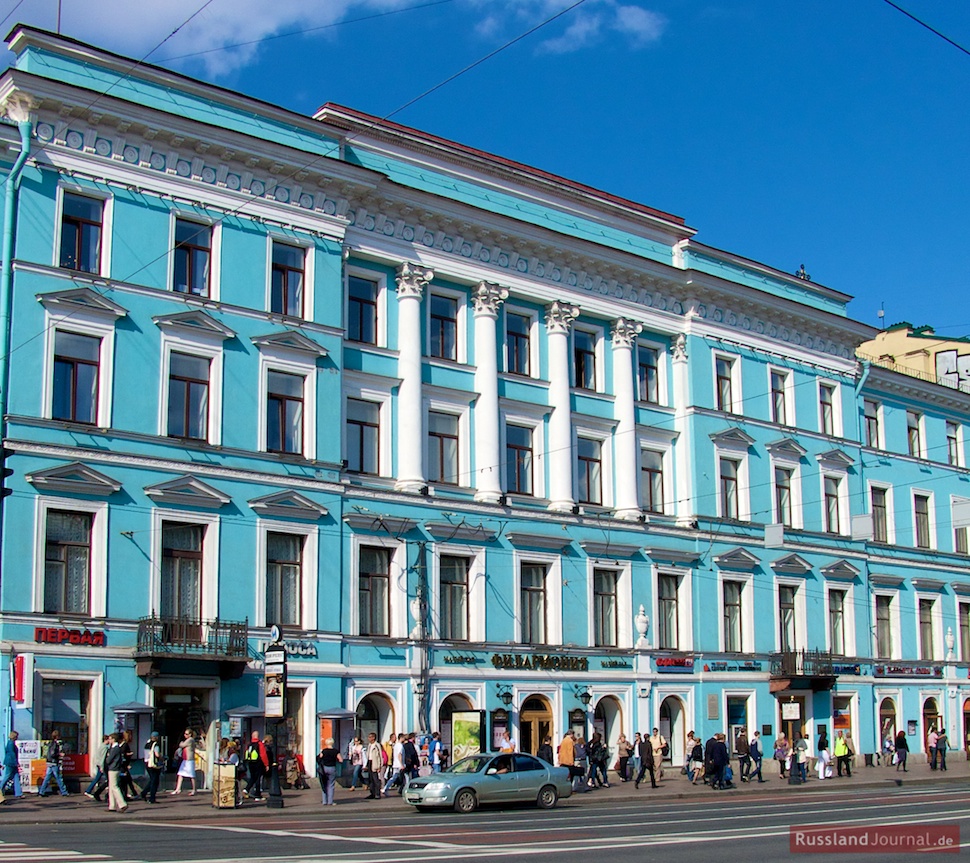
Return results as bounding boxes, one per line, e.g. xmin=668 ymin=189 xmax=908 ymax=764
xmin=612 ymin=317 xmax=643 ymax=520
xmin=671 ymin=333 xmax=694 ymax=526
xmin=545 ymin=300 xmax=580 ymax=513
xmin=395 ymin=262 xmax=433 ymax=493
xmin=472 ymin=281 xmax=508 ymax=503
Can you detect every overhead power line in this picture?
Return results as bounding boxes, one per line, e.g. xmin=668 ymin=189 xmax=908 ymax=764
xmin=881 ymin=0 xmax=970 ymax=58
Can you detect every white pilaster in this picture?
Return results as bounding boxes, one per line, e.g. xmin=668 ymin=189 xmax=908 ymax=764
xmin=472 ymin=282 xmax=508 ymax=503
xmin=612 ymin=317 xmax=642 ymax=520
xmin=395 ymin=262 xmax=433 ymax=493
xmin=545 ymin=300 xmax=580 ymax=512
xmin=671 ymin=333 xmax=694 ymax=526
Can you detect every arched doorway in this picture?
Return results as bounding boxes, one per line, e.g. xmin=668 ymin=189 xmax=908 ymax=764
xmin=356 ymin=693 xmax=394 ymax=743
xmin=438 ymin=693 xmax=473 ymax=760
xmin=593 ymin=696 xmax=623 ymax=752
xmin=519 ymin=695 xmax=553 ymax=756
xmin=659 ymin=696 xmax=685 ymax=765
xmin=923 ymin=697 xmax=940 ymax=750
xmin=879 ymin=697 xmax=897 ymax=751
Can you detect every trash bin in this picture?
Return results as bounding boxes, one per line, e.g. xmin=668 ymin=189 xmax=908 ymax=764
xmin=212 ymin=762 xmax=236 ymax=809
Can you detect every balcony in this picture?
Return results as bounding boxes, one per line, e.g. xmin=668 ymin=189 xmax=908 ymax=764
xmin=135 ymin=615 xmax=250 ymax=679
xmin=769 ymin=649 xmax=836 ymax=692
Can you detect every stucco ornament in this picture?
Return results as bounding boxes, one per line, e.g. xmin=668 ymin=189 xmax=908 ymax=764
xmin=946 ymin=626 xmax=955 ymax=662
xmin=635 ymin=604 xmax=650 ymax=649
xmin=409 ymin=596 xmax=424 ymax=640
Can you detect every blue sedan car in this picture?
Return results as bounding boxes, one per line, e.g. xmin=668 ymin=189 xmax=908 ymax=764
xmin=404 ymin=752 xmax=572 ymax=813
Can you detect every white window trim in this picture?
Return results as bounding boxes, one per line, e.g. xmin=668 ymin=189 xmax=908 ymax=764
xmin=513 ymin=550 xmax=563 ymax=646
xmin=948 ymin=421 xmax=964 ymax=467
xmin=653 ymin=565 xmax=693 ymax=652
xmin=424 ymin=389 xmax=472 ymax=488
xmin=149 ymin=508 xmax=220 ymax=621
xmin=54 ymin=183 xmax=113 ymax=278
xmin=958 ymin=598 xmax=970 ymax=662
xmin=283 ymin=680 xmax=317 ymax=776
xmin=868 ymin=480 xmax=896 ymax=545
xmin=167 ymin=211 xmax=221 ymax=301
xmin=773 ymin=577 xmax=807 ymax=652
xmin=907 ymin=410 xmax=926 ymax=459
xmin=770 ymin=457 xmax=803 ymax=529
xmin=637 ymin=338 xmax=668 ymax=406
xmin=265 ymin=232 xmax=316 ymax=322
xmin=863 ymin=399 xmax=884 ymax=449
xmin=712 ymin=351 xmax=741 ymax=414
xmin=767 ymin=366 xmax=795 ymax=427
xmin=350 ymin=533 xmax=407 ymax=639
xmin=716 ymin=572 xmax=754 ymax=654
xmin=343 ymin=372 xmax=394 ymax=479
xmin=254 ymin=519 xmax=319 ymax=631
xmin=504 ymin=304 xmax=540 ymax=379
xmin=872 ymin=590 xmax=902 ymax=661
xmin=33 ymin=496 xmax=108 ymax=617
xmin=911 ymin=488 xmax=937 ymax=550
xmin=573 ymin=323 xmax=606 ymax=393
xmin=44 ymin=311 xmax=116 ymax=428
xmin=914 ymin=592 xmax=944 ymax=663
xmin=714 ymin=444 xmax=750 ymax=521
xmin=426 ymin=285 xmax=468 ymax=365
xmin=824 ymin=582 xmax=856 ymax=657
xmin=951 ymin=494 xmax=970 ymax=554
xmin=158 ymin=331 xmax=225 ymax=445
xmin=257 ymin=348 xmax=318 ymax=460
xmin=638 ymin=438 xmax=674 ymax=518
xmin=817 ymin=379 xmax=843 ymax=437
xmin=819 ymin=471 xmax=850 ymax=536
xmin=345 ymin=265 xmax=388 ymax=349
xmin=500 ymin=406 xmax=547 ymax=500
xmin=586 ymin=559 xmax=632 ymax=648
xmin=430 ymin=543 xmax=486 ymax=643
xmin=35 ymin=671 xmax=104 ymax=759
xmin=573 ymin=418 xmax=615 ymax=509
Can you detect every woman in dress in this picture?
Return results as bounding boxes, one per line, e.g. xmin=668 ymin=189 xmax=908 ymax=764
xmin=171 ymin=728 xmax=199 ymax=795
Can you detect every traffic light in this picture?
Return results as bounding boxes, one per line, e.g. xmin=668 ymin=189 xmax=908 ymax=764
xmin=0 ymin=448 xmax=13 ymax=499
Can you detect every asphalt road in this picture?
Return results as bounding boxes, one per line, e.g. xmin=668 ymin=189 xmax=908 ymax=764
xmin=2 ymin=783 xmax=969 ymax=863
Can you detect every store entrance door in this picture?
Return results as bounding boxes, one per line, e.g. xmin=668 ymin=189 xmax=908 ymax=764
xmin=519 ymin=695 xmax=552 ymax=756
xmin=153 ymin=687 xmax=211 ymax=764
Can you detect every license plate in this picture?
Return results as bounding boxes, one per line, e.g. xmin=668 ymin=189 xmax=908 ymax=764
xmin=406 ymin=794 xmax=420 ymax=803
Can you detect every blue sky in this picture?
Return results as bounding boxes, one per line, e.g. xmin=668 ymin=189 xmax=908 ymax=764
xmin=7 ymin=1 xmax=970 ymax=332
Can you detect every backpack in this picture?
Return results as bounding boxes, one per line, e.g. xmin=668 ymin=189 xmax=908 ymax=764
xmin=246 ymin=743 xmax=261 ymax=762
xmin=380 ymin=746 xmax=389 ymax=767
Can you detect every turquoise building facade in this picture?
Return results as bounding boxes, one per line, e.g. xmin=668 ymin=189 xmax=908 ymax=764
xmin=0 ymin=25 xmax=969 ymax=777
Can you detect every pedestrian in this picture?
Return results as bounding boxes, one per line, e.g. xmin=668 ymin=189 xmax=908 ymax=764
xmin=894 ymin=730 xmax=909 ymax=772
xmin=586 ymin=731 xmax=609 ymax=788
xmin=615 ymin=733 xmax=632 ymax=782
xmin=558 ymin=730 xmax=580 ymax=792
xmin=38 ymin=729 xmax=69 ymax=797
xmin=170 ymin=728 xmax=199 ymax=795
xmin=793 ymin=732 xmax=809 ymax=783
xmin=316 ymin=737 xmax=342 ymax=806
xmin=574 ymin=735 xmax=588 ymax=788
xmin=816 ymin=736 xmax=831 ymax=780
xmin=936 ymin=728 xmax=948 ymax=771
xmin=428 ymin=732 xmax=443 ymax=773
xmin=687 ymin=732 xmax=704 ymax=784
xmin=773 ymin=732 xmax=789 ymax=778
xmin=364 ymin=732 xmax=383 ymax=799
xmin=262 ymin=734 xmax=277 ymax=796
xmin=403 ymin=732 xmax=420 ymax=780
xmin=348 ymin=736 xmax=364 ymax=789
xmin=634 ymin=732 xmax=656 ymax=789
xmin=927 ymin=728 xmax=939 ymax=770
xmin=833 ymin=730 xmax=852 ymax=777
xmin=736 ymin=727 xmax=751 ymax=782
xmin=630 ymin=732 xmax=642 ymax=781
xmin=749 ymin=730 xmax=766 ymax=783
xmin=83 ymin=734 xmax=110 ymax=800
xmin=649 ymin=727 xmax=666 ymax=781
xmin=140 ymin=731 xmax=163 ymax=803
xmin=707 ymin=733 xmax=729 ymax=790
xmin=0 ymin=731 xmax=21 ymax=800
xmin=499 ymin=730 xmax=516 ymax=753
xmin=537 ymin=734 xmax=554 ymax=764
xmin=104 ymin=732 xmax=127 ymax=813
xmin=118 ymin=730 xmax=139 ymax=801
xmin=244 ymin=731 xmax=268 ymax=800
xmin=383 ymin=733 xmax=396 ymax=783
xmin=382 ymin=732 xmax=405 ymax=796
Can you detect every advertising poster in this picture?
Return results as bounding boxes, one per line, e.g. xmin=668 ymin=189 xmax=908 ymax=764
xmin=452 ymin=711 xmax=484 ymax=761
xmin=18 ymin=739 xmax=39 ymax=792
xmin=264 ymin=645 xmax=286 ymax=719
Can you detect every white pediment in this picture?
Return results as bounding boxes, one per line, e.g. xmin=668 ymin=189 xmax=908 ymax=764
xmin=38 ymin=287 xmax=127 ymax=319
xmin=816 ymin=449 xmax=855 ymax=469
xmin=766 ymin=437 xmax=807 ymax=460
xmin=26 ymin=461 xmax=122 ymax=496
xmin=714 ymin=547 xmax=761 ymax=571
xmin=144 ymin=475 xmax=231 ymax=509
xmin=820 ymin=559 xmax=861 ymax=581
xmin=709 ymin=427 xmax=755 ymax=450
xmin=251 ymin=330 xmax=328 ymax=358
xmin=153 ymin=310 xmax=235 ymax=340
xmin=771 ymin=553 xmax=812 ymax=575
xmin=248 ymin=490 xmax=327 ymax=520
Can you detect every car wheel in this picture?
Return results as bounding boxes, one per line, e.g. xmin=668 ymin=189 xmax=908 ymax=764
xmin=453 ymin=788 xmax=477 ymax=813
xmin=536 ymin=784 xmax=559 ymax=809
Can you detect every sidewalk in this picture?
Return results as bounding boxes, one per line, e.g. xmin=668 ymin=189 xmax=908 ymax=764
xmin=1 ymin=755 xmax=963 ymax=826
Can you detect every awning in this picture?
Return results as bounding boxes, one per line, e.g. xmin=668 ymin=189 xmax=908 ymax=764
xmin=225 ymin=705 xmax=264 ymax=718
xmin=317 ymin=708 xmax=357 ymax=720
xmin=111 ymin=701 xmax=154 ymax=714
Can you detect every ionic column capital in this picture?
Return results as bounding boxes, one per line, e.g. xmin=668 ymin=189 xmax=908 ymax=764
xmin=611 ymin=317 xmax=643 ymax=349
xmin=545 ymin=300 xmax=580 ymax=335
xmin=471 ymin=281 xmax=509 ymax=317
xmin=396 ymin=262 xmax=434 ymax=298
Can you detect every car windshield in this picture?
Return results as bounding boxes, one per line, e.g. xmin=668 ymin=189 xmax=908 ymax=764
xmin=446 ymin=755 xmax=491 ymax=774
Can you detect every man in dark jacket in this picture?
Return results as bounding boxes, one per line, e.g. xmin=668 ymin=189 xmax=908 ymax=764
xmin=244 ymin=731 xmax=267 ymax=800
xmin=537 ymin=735 xmax=554 ymax=764
xmin=707 ymin=733 xmax=730 ymax=790
xmin=634 ymin=734 xmax=656 ymax=789
xmin=402 ymin=733 xmax=420 ymax=781
xmin=735 ymin=728 xmax=750 ymax=782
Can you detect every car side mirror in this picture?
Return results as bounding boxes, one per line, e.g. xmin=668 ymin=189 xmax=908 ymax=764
xmin=486 ymin=768 xmax=497 ymax=775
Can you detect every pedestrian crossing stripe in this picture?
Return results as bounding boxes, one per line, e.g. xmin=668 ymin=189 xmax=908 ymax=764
xmin=0 ymin=841 xmax=113 ymax=861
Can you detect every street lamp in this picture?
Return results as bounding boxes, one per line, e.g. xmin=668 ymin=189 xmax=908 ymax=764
xmin=497 ymin=684 xmax=514 ymax=707
xmin=575 ymin=686 xmax=592 ymax=707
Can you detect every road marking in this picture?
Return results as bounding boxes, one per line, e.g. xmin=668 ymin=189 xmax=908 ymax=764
xmin=0 ymin=841 xmax=116 ymax=862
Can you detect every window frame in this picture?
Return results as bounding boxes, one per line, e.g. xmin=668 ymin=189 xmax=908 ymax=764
xmin=44 ymin=313 xmax=116 ymax=429
xmin=257 ymin=349 xmax=317 ymax=459
xmin=149 ymin=508 xmax=219 ymax=622
xmin=817 ymin=380 xmax=842 ymax=437
xmin=718 ymin=573 xmax=753 ymax=654
xmin=826 ymin=585 xmax=850 ymax=656
xmin=713 ymin=352 xmax=740 ymax=414
xmin=869 ymin=482 xmax=894 ymax=544
xmin=572 ymin=325 xmax=604 ymax=392
xmin=654 ymin=567 xmax=693 ymax=651
xmin=768 ymin=366 xmax=793 ymax=427
xmin=946 ymin=421 xmax=963 ymax=467
xmin=959 ymin=600 xmax=970 ymax=662
xmin=351 ymin=534 xmax=406 ymax=638
xmin=55 ymin=185 xmax=112 ymax=278
xmin=513 ymin=550 xmax=562 ymax=646
xmin=863 ymin=399 xmax=882 ymax=449
xmin=952 ymin=495 xmax=970 ymax=555
xmin=431 ymin=544 xmax=486 ymax=643
xmin=907 ymin=410 xmax=924 ymax=459
xmin=426 ymin=287 xmax=467 ymax=364
xmin=717 ymin=456 xmax=744 ymax=520
xmin=912 ymin=490 xmax=935 ymax=550
xmin=637 ymin=340 xmax=667 ymax=405
xmin=588 ymin=562 xmax=632 ymax=648
xmin=917 ymin=595 xmax=938 ymax=661
xmin=427 ymin=408 xmax=462 ymax=487
xmin=254 ymin=519 xmax=318 ymax=630
xmin=345 ymin=397 xmax=382 ymax=476
xmin=500 ymin=402 xmax=548 ymax=500
xmin=775 ymin=579 xmax=805 ymax=653
xmin=823 ymin=474 xmax=845 ymax=535
xmin=573 ymin=420 xmax=614 ymax=509
xmin=343 ymin=373 xmax=394 ymax=480
xmin=51 ymin=330 xmax=101 ymax=426
xmin=345 ymin=267 xmax=387 ymax=348
xmin=505 ymin=422 xmax=535 ymax=497
xmin=504 ymin=306 xmax=539 ymax=379
xmin=772 ymin=463 xmax=802 ymax=529
xmin=169 ymin=214 xmax=219 ymax=300
xmin=873 ymin=591 xmax=901 ymax=660
xmin=266 ymin=234 xmax=315 ymax=321
xmin=159 ymin=333 xmax=224 ymax=446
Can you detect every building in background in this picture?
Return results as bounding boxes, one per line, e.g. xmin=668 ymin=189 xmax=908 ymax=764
xmin=0 ymin=26 xmax=969 ymax=782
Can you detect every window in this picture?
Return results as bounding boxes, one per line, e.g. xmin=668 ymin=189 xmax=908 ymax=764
xmin=160 ymin=523 xmax=203 ymax=621
xmin=428 ymin=411 xmax=460 ymax=485
xmin=593 ymin=569 xmax=618 ymax=647
xmin=577 ymin=438 xmax=602 ymax=505
xmin=770 ymin=370 xmax=788 ymax=425
xmin=914 ymin=493 xmax=932 ymax=549
xmin=506 ymin=312 xmax=531 ymax=376
xmin=919 ymin=598 xmax=935 ymax=661
xmin=719 ymin=457 xmax=739 ymax=519
xmin=875 ymin=595 xmax=893 ymax=658
xmin=439 ymin=556 xmax=469 ymax=641
xmin=574 ymin=330 xmax=597 ymax=390
xmin=638 ymin=346 xmax=659 ymax=403
xmin=520 ymin=564 xmax=547 ymax=645
xmin=265 ymin=532 xmax=302 ymax=627
xmin=947 ymin=421 xmax=961 ymax=466
xmin=723 ymin=580 xmax=742 ymax=653
xmin=871 ymin=486 xmax=889 ymax=543
xmin=44 ymin=511 xmax=92 ymax=615
xmin=347 ymin=275 xmax=378 ymax=344
xmin=658 ymin=574 xmax=679 ymax=649
xmin=167 ymin=352 xmax=210 ymax=440
xmin=829 ymin=589 xmax=846 ymax=655
xmin=59 ymin=192 xmax=103 ymax=273
xmin=52 ymin=331 xmax=100 ymax=424
xmin=864 ymin=400 xmax=881 ymax=448
xmin=779 ymin=584 xmax=797 ymax=652
xmin=173 ymin=219 xmax=211 ymax=296
xmin=907 ymin=411 xmax=923 ymax=457
xmin=957 ymin=525 xmax=969 ymax=555
xmin=346 ymin=398 xmax=380 ymax=475
xmin=775 ymin=467 xmax=793 ymax=527
xmin=506 ymin=424 xmax=533 ymax=495
xmin=267 ymin=371 xmax=305 ymax=454
xmin=819 ymin=383 xmax=835 ymax=435
xmin=640 ymin=449 xmax=664 ymax=514
xmin=271 ymin=242 xmax=305 ymax=317
xmin=359 ymin=547 xmax=389 ymax=636
xmin=430 ymin=294 xmax=458 ymax=360
xmin=824 ymin=476 xmax=841 ymax=534
xmin=715 ymin=356 xmax=735 ymax=412
xmin=960 ymin=602 xmax=970 ymax=661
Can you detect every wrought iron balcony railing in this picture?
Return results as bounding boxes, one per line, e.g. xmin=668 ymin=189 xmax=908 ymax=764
xmin=135 ymin=615 xmax=249 ymax=661
xmin=770 ymin=649 xmax=835 ymax=678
